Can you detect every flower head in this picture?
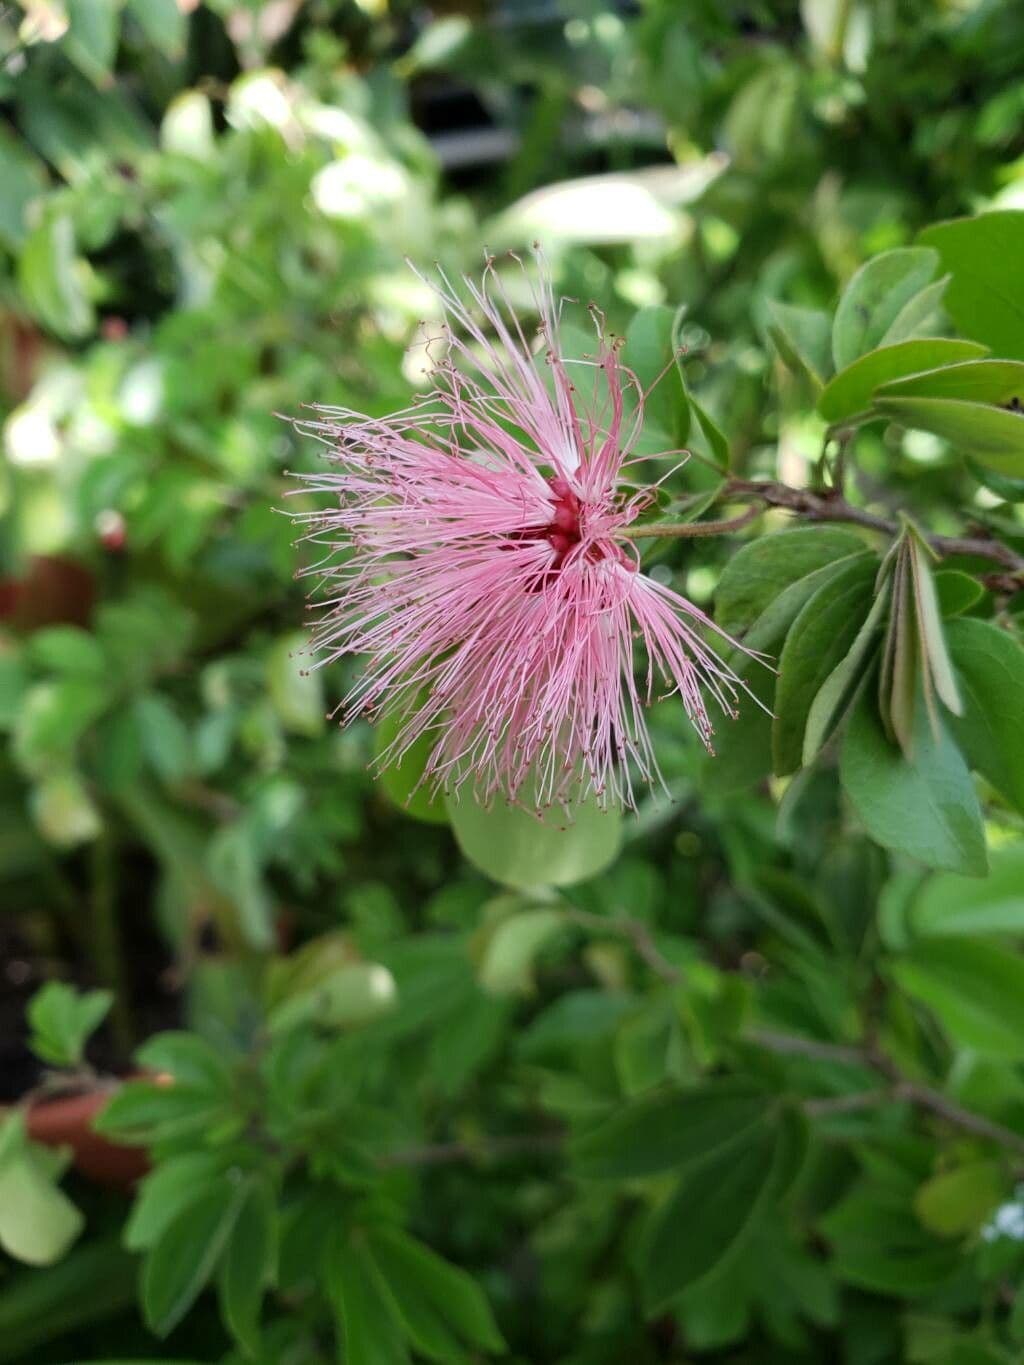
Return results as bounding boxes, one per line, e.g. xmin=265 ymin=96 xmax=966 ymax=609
xmin=293 ymin=256 xmax=755 ymax=810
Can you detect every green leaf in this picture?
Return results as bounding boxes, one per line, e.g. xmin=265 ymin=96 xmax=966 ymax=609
xmin=880 ymin=275 xmax=951 ymax=344
xmin=142 ymin=1181 xmax=247 ymax=1337
xmin=0 ymin=126 xmax=47 ymax=249
xmin=124 ymin=1154 xmax=226 ymax=1252
xmin=700 ymin=657 xmax=775 ymax=796
xmin=772 ymin=552 xmax=877 ymax=774
xmin=218 ymin=1179 xmax=276 ymax=1358
xmin=135 ymin=693 xmax=192 ymax=785
xmin=832 ymin=248 xmax=939 ymax=371
xmin=910 ymin=845 xmax=1024 ymax=939
xmin=478 ymin=907 xmax=566 ymax=995
xmin=0 ymin=1118 xmax=84 ymax=1267
xmin=875 ymin=395 xmax=1024 ymax=476
xmin=27 ymin=981 xmax=112 ymax=1068
xmin=623 ymin=305 xmax=690 ymax=449
xmin=933 ymin=571 xmax=984 ymax=618
xmin=945 ymin=617 xmax=1024 ymax=814
xmin=803 ymin=584 xmax=890 ymax=764
xmin=135 ymin=1031 xmax=234 ymax=1090
xmin=766 ymin=300 xmax=833 ymax=388
xmin=889 ymin=938 xmax=1024 ymax=1057
xmin=446 ymin=791 xmax=622 ymax=889
xmin=876 ymin=358 xmax=1024 ymax=406
xmin=125 ymin=0 xmax=188 ymax=58
xmin=839 ymin=688 xmax=987 ymax=876
xmin=28 ymin=627 xmax=105 ymax=677
xmin=267 ymin=961 xmax=397 ymax=1032
xmin=373 ymin=711 xmax=448 ymax=826
xmin=915 ymin=1163 xmax=1004 ymax=1238
xmin=817 ymin=339 xmax=987 ymax=425
xmin=13 ymin=678 xmax=109 ymax=778
xmin=714 ymin=528 xmax=868 ymax=638
xmin=326 ymin=1235 xmax=410 ymax=1365
xmin=17 ymin=213 xmax=94 ymax=340
xmin=266 ymin=633 xmax=324 ymax=738
xmin=919 ymin=212 xmax=1024 ymax=360
xmin=63 ymin=0 xmax=122 ymax=85
xmin=572 ymin=1080 xmax=771 ymax=1180
xmin=366 ymin=1226 xmax=505 ymax=1360
xmin=641 ymin=1118 xmax=778 ymax=1312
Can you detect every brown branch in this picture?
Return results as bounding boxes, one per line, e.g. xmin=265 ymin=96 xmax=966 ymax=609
xmin=622 ymin=476 xmax=1024 ymax=577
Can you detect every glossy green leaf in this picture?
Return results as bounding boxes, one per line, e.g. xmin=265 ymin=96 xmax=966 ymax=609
xmin=839 ymin=689 xmax=987 ymax=876
xmin=832 ymin=248 xmax=939 ymax=370
xmin=446 ymin=791 xmax=622 ymax=889
xmin=933 ymin=571 xmax=984 ymax=618
xmin=817 ymin=339 xmax=987 ymax=424
xmin=572 ymin=1080 xmax=771 ymax=1180
xmin=946 ymin=617 xmax=1024 ymax=814
xmin=919 ymin=212 xmax=1024 ymax=359
xmin=772 ymin=552 xmax=877 ymax=774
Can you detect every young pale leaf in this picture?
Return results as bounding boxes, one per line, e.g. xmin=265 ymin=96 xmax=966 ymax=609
xmin=919 ymin=212 xmax=1024 ymax=359
xmin=0 ymin=1118 xmax=84 ymax=1267
xmin=946 ymin=617 xmax=1024 ymax=815
xmin=908 ymin=531 xmax=963 ymax=727
xmin=840 ymin=689 xmax=987 ymax=876
xmin=641 ymin=1118 xmax=779 ymax=1312
xmin=817 ymin=338 xmax=986 ymax=425
xmin=366 ymin=1225 xmax=505 ymax=1360
xmin=832 ymin=248 xmax=939 ymax=370
xmin=446 ymin=791 xmax=622 ymax=889
xmin=771 ymin=552 xmax=877 ymax=774
xmin=478 ymin=907 xmax=566 ymax=995
xmin=572 ymin=1080 xmax=771 ymax=1180
xmin=142 ymin=1182 xmax=247 ymax=1337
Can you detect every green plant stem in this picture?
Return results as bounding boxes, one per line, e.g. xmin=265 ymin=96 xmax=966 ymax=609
xmin=90 ymin=829 xmax=133 ymax=1059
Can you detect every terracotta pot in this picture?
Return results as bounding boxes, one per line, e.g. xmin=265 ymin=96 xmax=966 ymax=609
xmin=27 ymin=1090 xmax=149 ymax=1190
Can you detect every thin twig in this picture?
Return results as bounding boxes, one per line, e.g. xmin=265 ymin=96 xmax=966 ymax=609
xmin=566 ymin=908 xmax=685 ymax=984
xmin=621 ymin=476 xmax=1024 ymax=576
xmin=626 ymin=505 xmax=762 ymax=540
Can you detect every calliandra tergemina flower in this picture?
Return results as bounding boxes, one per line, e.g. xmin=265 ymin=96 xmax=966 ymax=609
xmin=291 ymin=258 xmax=757 ymax=811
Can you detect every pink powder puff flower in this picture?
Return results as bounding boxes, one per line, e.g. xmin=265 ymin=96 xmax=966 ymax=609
xmin=291 ymin=256 xmax=758 ymax=811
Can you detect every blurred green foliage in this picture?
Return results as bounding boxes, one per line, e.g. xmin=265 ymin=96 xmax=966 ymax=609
xmin=2 ymin=2 xmax=1024 ymax=1363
